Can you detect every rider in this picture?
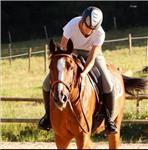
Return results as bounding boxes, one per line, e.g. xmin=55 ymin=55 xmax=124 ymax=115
xmin=38 ymin=6 xmax=118 ymax=134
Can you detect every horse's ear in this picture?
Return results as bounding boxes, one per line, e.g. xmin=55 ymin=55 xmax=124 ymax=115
xmin=66 ymin=39 xmax=73 ymax=54
xmin=49 ymin=39 xmax=56 ymax=54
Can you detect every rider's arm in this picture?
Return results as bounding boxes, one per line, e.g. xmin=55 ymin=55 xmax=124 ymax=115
xmin=81 ymin=45 xmax=102 ymax=76
xmin=60 ymin=35 xmax=102 ymax=77
xmin=60 ymin=36 xmax=69 ymax=50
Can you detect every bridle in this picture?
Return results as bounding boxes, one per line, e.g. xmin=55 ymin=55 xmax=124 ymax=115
xmin=50 ymin=54 xmax=74 ymax=98
xmin=50 ymin=53 xmax=90 ymax=134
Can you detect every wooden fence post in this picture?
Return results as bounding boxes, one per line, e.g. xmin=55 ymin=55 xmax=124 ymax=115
xmin=128 ymin=33 xmax=132 ymax=54
xmin=44 ymin=44 xmax=48 ymax=73
xmin=136 ymin=91 xmax=140 ymax=116
xmin=8 ymin=31 xmax=12 ymax=65
xmin=113 ymin=16 xmax=117 ymax=29
xmin=28 ymin=48 xmax=32 ymax=72
xmin=8 ymin=43 xmax=12 ymax=65
xmin=146 ymin=38 xmax=148 ymax=62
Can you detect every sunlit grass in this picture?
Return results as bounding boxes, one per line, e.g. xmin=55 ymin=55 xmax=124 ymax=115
xmin=104 ymin=47 xmax=147 ymax=75
xmin=1 ymin=56 xmax=47 ymax=97
xmin=123 ymin=100 xmax=148 ymax=120
xmin=1 ymin=124 xmax=54 ymax=142
xmin=1 ymin=101 xmax=44 ymax=118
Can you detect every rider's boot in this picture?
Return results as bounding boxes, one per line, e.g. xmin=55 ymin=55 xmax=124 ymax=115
xmin=103 ymin=90 xmax=118 ymax=135
xmin=38 ymin=89 xmax=52 ymax=131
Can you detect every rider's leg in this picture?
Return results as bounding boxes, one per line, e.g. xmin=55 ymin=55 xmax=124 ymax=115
xmin=38 ymin=73 xmax=52 ymax=131
xmin=95 ymin=54 xmax=118 ymax=134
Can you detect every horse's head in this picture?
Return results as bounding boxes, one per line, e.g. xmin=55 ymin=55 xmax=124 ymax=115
xmin=49 ymin=39 xmax=80 ymax=111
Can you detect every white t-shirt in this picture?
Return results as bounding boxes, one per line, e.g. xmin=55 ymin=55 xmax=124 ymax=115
xmin=63 ymin=16 xmax=105 ymax=51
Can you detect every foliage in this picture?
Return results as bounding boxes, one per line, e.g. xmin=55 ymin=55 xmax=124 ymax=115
xmin=2 ymin=1 xmax=148 ymax=42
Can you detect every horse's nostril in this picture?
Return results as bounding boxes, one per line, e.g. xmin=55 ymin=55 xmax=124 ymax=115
xmin=63 ymin=95 xmax=67 ymax=102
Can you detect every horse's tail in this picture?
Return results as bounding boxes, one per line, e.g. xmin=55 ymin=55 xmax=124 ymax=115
xmin=122 ymin=75 xmax=148 ymax=95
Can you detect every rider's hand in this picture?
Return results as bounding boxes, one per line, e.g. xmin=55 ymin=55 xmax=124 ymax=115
xmin=79 ymin=72 xmax=86 ymax=87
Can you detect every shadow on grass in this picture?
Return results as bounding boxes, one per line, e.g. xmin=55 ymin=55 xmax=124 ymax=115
xmin=1 ymin=124 xmax=148 ymax=142
xmin=1 ymin=124 xmax=54 ymax=142
xmin=91 ymin=124 xmax=148 ymax=143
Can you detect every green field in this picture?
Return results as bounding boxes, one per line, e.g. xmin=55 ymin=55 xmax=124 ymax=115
xmin=1 ymin=26 xmax=148 ymax=142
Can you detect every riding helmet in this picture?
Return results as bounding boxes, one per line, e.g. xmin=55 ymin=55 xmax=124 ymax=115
xmin=82 ymin=6 xmax=103 ymax=30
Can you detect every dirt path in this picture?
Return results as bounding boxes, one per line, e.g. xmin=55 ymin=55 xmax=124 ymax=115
xmin=0 ymin=142 xmax=148 ymax=149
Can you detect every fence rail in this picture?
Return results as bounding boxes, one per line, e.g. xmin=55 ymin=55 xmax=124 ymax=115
xmin=126 ymin=94 xmax=148 ymax=100
xmin=1 ymin=35 xmax=148 ymax=60
xmin=1 ymin=95 xmax=148 ymax=102
xmin=0 ymin=97 xmax=43 ymax=103
xmin=1 ymin=34 xmax=148 ymax=73
xmin=0 ymin=50 xmax=44 ymax=60
xmin=104 ymin=37 xmax=128 ymax=43
xmin=0 ymin=118 xmax=39 ymax=123
xmin=1 ymin=118 xmax=148 ymax=124
xmin=0 ymin=95 xmax=147 ymax=124
xmin=0 ymin=95 xmax=147 ymax=125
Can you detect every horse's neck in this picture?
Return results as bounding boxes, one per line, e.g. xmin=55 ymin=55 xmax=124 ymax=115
xmin=70 ymin=76 xmax=95 ymax=114
xmin=70 ymin=87 xmax=80 ymax=102
xmin=82 ymin=77 xmax=94 ymax=112
xmin=72 ymin=77 xmax=94 ymax=112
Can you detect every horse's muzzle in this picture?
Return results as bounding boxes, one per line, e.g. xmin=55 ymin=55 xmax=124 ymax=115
xmin=54 ymin=91 xmax=68 ymax=111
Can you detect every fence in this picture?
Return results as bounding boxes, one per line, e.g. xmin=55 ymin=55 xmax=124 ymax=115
xmin=0 ymin=94 xmax=148 ymax=124
xmin=1 ymin=44 xmax=49 ymax=73
xmin=1 ymin=118 xmax=148 ymax=125
xmin=1 ymin=34 xmax=148 ymax=73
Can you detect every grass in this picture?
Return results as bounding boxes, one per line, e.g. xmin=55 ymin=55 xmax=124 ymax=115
xmin=1 ymin=57 xmax=45 ymax=97
xmin=92 ymin=124 xmax=148 ymax=143
xmin=1 ymin=124 xmax=54 ymax=142
xmin=105 ymin=26 xmax=148 ymax=39
xmin=1 ymin=26 xmax=148 ymax=142
xmin=124 ymin=100 xmax=148 ymax=120
xmin=1 ymin=36 xmax=60 ymax=57
xmin=104 ymin=47 xmax=147 ymax=76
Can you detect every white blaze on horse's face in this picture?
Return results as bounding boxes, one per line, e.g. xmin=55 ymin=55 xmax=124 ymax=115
xmin=57 ymin=57 xmax=66 ymax=92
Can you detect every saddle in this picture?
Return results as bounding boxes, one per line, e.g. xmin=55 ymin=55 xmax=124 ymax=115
xmin=75 ymin=55 xmax=106 ymax=132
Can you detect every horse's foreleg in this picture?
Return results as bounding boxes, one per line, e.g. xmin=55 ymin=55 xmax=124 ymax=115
xmin=108 ymin=132 xmax=120 ymax=149
xmin=75 ymin=133 xmax=92 ymax=149
xmin=55 ymin=134 xmax=72 ymax=149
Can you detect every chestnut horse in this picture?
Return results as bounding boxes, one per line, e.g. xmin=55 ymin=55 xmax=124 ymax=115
xmin=49 ymin=39 xmax=147 ymax=149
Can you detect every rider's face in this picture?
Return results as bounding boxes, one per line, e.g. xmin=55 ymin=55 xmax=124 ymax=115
xmin=81 ymin=22 xmax=93 ymax=36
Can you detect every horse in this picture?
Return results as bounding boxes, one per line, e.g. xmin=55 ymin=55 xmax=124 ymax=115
xmin=48 ymin=39 xmax=147 ymax=149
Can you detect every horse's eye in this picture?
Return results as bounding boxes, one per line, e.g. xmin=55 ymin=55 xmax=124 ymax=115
xmin=66 ymin=62 xmax=73 ymax=71
xmin=69 ymin=66 xmax=73 ymax=70
xmin=69 ymin=83 xmax=72 ymax=88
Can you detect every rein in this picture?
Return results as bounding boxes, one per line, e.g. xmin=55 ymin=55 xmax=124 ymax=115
xmin=68 ymin=82 xmax=90 ymax=134
xmin=50 ymin=54 xmax=90 ymax=134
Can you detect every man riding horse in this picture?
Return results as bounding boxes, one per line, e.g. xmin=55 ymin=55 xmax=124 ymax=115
xmin=38 ymin=6 xmax=118 ymax=134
